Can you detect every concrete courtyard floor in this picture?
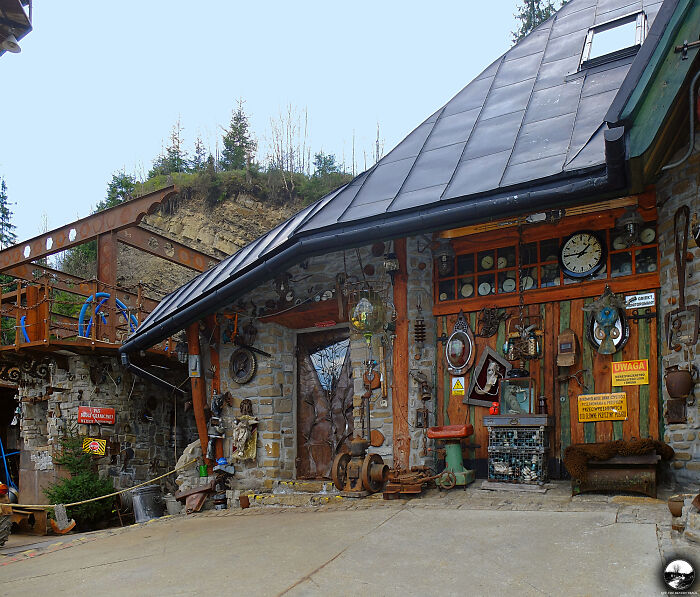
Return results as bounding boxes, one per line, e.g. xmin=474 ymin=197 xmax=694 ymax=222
xmin=1 ymin=481 xmax=699 ymax=596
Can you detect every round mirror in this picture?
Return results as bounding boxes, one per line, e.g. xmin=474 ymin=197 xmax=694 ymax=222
xmin=445 ymin=329 xmax=474 ymax=375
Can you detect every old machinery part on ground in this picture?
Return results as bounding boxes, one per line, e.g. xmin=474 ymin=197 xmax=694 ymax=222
xmin=331 ymin=437 xmax=389 ymax=496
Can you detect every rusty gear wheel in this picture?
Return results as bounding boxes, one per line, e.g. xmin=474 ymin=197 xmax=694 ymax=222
xmin=331 ymin=453 xmax=350 ymax=491
xmin=361 ymin=453 xmax=387 ymax=493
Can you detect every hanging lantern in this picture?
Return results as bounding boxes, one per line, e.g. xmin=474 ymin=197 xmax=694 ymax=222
xmin=432 ymin=239 xmax=455 ymax=277
xmin=383 ymin=252 xmax=400 ymax=284
xmin=175 ymin=341 xmax=188 ymax=364
xmin=615 ymin=205 xmax=644 ymax=247
xmin=349 ymin=289 xmax=386 ymax=344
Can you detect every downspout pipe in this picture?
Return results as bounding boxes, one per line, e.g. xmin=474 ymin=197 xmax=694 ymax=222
xmin=121 ymin=135 xmax=627 ymax=355
xmin=120 ymin=352 xmax=186 ymax=395
xmin=661 ymin=68 xmax=700 ymax=171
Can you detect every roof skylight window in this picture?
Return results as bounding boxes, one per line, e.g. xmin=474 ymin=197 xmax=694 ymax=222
xmin=581 ymin=12 xmax=647 ymax=68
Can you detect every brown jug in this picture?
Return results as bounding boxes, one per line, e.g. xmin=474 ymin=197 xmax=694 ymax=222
xmin=665 ymin=365 xmax=695 ymax=399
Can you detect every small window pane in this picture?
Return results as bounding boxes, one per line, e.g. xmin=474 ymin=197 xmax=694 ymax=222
xmin=611 ymin=252 xmax=632 ymax=277
xmin=438 ymin=280 xmax=454 ymax=302
xmin=521 ymin=242 xmax=538 ymax=265
xmin=478 ymin=250 xmax=495 ymax=272
xmin=498 ymin=270 xmax=517 ymax=294
xmin=458 ymin=277 xmax=475 ymax=299
xmin=496 ymin=246 xmax=516 ymax=269
xmin=589 ymin=19 xmax=637 ymax=59
xmin=541 ymin=263 xmax=560 ymax=287
xmin=457 ymin=254 xmax=474 ymax=276
xmin=540 ymin=240 xmax=559 ymax=262
xmin=635 ymin=247 xmax=657 ymax=273
xmin=477 ymin=274 xmax=495 ymax=296
xmin=521 ymin=267 xmax=538 ymax=291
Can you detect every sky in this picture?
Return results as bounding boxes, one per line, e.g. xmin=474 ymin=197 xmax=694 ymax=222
xmin=1 ymin=1 xmax=517 ymax=242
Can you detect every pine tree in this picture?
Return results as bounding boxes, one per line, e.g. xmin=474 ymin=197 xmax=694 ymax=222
xmin=0 ymin=178 xmax=17 ymax=250
xmin=190 ymin=135 xmax=208 ymax=173
xmin=96 ymin=171 xmax=136 ymax=211
xmin=512 ymin=1 xmax=566 ymax=43
xmin=149 ymin=118 xmax=190 ymax=177
xmin=220 ymin=99 xmax=256 ymax=171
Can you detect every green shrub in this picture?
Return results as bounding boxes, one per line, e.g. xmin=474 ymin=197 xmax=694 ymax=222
xmin=44 ymin=433 xmax=115 ymax=530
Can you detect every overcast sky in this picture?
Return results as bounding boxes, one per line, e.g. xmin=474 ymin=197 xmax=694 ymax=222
xmin=1 ymin=1 xmax=516 ymax=242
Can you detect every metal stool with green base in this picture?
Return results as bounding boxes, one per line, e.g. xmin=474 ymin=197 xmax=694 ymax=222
xmin=427 ymin=424 xmax=476 ymax=490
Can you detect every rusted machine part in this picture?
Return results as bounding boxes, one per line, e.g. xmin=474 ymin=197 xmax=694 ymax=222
xmin=370 ymin=429 xmax=385 ymax=447
xmin=332 ymin=437 xmax=388 ymax=496
xmin=383 ymin=466 xmax=440 ymax=500
xmin=571 ymin=454 xmax=661 ymax=498
xmin=361 ymin=453 xmax=389 ymax=493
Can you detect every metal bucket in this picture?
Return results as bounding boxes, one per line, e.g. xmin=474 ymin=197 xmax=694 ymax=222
xmin=131 ymin=485 xmax=165 ymax=523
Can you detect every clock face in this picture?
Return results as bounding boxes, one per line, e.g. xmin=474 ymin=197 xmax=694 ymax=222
xmin=481 ymin=255 xmax=494 ymax=270
xmin=560 ymin=231 xmax=606 ymax=279
xmin=640 ymin=227 xmax=656 ymax=244
xmin=478 ymin=281 xmax=492 ymax=296
xmin=502 ymin=278 xmax=516 ymax=293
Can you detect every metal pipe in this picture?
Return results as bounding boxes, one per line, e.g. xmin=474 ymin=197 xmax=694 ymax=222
xmin=662 ymin=68 xmax=700 ymax=171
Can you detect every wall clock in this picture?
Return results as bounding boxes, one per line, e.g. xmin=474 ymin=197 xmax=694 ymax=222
xmin=559 ymin=231 xmax=606 ymax=279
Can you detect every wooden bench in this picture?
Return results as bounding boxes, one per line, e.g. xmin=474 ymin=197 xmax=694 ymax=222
xmin=572 ymin=453 xmax=661 ymax=498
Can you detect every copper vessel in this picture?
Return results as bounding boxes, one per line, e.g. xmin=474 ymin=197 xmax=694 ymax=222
xmin=665 ymin=365 xmax=694 ymax=399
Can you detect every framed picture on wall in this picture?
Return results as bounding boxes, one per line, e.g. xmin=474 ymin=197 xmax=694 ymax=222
xmin=464 ymin=347 xmax=511 ymax=408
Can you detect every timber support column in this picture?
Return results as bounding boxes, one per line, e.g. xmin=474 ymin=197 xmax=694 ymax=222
xmin=206 ymin=314 xmax=223 ymax=460
xmin=186 ymin=321 xmax=211 ymax=464
xmin=392 ymin=238 xmax=410 ymax=471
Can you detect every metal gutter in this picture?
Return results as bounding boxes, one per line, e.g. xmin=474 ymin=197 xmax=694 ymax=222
xmin=120 ymin=130 xmax=626 ymax=355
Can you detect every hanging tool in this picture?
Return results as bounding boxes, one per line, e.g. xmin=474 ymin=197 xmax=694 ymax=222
xmin=665 ymin=206 xmax=699 ymax=351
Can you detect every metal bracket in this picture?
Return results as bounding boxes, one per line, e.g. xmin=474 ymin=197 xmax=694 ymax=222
xmin=627 ymin=308 xmax=657 ymax=324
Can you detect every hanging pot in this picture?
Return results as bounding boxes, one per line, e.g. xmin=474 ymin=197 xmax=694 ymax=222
xmin=665 ymin=365 xmax=695 ymax=399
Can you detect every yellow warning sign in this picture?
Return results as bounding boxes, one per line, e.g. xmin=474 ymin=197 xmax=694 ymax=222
xmin=451 ymin=377 xmax=465 ymax=395
xmin=611 ymin=359 xmax=648 ymax=386
xmin=82 ymin=437 xmax=107 ymax=456
xmin=577 ymin=393 xmax=627 ymax=423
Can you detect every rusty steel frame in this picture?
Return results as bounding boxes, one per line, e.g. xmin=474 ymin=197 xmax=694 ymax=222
xmin=0 ymin=185 xmax=177 ymax=271
xmin=116 ymin=227 xmax=218 ymax=272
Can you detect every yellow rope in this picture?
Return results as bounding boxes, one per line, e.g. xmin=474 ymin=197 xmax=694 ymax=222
xmin=9 ymin=458 xmax=199 ymax=510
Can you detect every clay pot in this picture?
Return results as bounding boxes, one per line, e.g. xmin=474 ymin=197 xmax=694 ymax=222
xmin=665 ymin=366 xmax=694 ymax=399
xmin=668 ymin=494 xmax=686 ymax=518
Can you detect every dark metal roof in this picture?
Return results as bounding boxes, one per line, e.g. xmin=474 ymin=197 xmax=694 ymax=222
xmin=122 ymin=0 xmax=668 ymax=352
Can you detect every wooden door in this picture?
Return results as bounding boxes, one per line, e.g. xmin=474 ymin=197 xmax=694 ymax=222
xmin=296 ymin=328 xmax=353 ymax=479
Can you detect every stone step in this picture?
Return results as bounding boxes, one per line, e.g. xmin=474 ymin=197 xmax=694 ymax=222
xmin=245 ymin=492 xmax=344 ymax=508
xmin=273 ymin=480 xmax=337 ymax=494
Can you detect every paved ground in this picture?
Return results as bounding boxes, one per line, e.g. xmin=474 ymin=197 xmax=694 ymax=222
xmin=1 ymin=481 xmax=699 ymax=596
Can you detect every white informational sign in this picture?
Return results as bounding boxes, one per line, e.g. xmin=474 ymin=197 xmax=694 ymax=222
xmin=625 ymin=292 xmax=655 ymax=310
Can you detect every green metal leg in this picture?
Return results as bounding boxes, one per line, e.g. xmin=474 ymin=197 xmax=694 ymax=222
xmin=436 ymin=441 xmax=475 ymax=489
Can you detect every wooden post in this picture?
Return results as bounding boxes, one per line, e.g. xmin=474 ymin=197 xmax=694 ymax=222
xmin=206 ymin=314 xmax=223 ymax=460
xmin=392 ymin=238 xmax=410 ymax=471
xmin=186 ymin=321 xmax=211 ymax=464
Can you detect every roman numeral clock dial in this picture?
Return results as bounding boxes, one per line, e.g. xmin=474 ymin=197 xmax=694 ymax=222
xmin=559 ymin=231 xmax=606 ymax=279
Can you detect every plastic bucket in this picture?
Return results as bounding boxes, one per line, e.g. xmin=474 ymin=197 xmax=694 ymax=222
xmin=164 ymin=493 xmax=183 ymax=516
xmin=131 ymin=485 xmax=165 ymax=523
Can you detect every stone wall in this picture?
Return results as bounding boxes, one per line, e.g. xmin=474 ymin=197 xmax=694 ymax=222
xmin=18 ymin=355 xmax=196 ymax=502
xmin=655 ymin=132 xmax=700 ymax=485
xmin=195 ymin=238 xmax=438 ymax=491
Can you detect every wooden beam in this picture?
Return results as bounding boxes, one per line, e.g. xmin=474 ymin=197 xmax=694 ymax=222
xmin=0 ymin=185 xmax=177 ymax=271
xmin=206 ymin=315 xmax=223 ymax=460
xmin=116 ymin=227 xmax=219 ymax=273
xmin=391 ymin=238 xmax=410 ymax=471
xmin=187 ymin=322 xmax=211 ymax=465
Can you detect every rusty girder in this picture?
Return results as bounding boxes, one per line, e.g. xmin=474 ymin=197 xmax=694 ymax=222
xmin=0 ymin=185 xmax=177 ymax=271
xmin=116 ymin=227 xmax=219 ymax=272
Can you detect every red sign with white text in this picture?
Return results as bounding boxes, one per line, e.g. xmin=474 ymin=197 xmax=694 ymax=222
xmin=77 ymin=406 xmax=116 ymax=425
